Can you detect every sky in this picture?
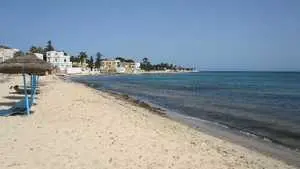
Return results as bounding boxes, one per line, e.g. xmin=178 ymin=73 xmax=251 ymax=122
xmin=1 ymin=0 xmax=299 ymax=71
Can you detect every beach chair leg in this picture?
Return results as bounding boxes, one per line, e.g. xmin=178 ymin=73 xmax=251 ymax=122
xmin=23 ymin=73 xmax=30 ymax=115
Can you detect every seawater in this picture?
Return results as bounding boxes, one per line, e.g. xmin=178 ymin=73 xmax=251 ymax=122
xmin=72 ymin=72 xmax=300 ymax=150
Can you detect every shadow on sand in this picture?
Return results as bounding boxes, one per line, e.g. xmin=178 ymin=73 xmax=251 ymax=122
xmin=0 ymin=101 xmax=17 ymax=107
xmin=0 ymin=108 xmax=34 ymax=116
xmin=0 ymin=99 xmax=35 ymax=116
xmin=3 ymin=96 xmax=25 ymax=100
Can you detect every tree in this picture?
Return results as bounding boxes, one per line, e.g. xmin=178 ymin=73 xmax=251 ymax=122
xmin=14 ymin=51 xmax=24 ymax=57
xmin=70 ymin=56 xmax=80 ymax=63
xmin=96 ymin=52 xmax=103 ymax=59
xmin=141 ymin=57 xmax=152 ymax=71
xmin=115 ymin=57 xmax=135 ymax=63
xmin=115 ymin=57 xmax=126 ymax=62
xmin=70 ymin=56 xmax=81 ymax=67
xmin=29 ymin=44 xmax=46 ymax=60
xmin=142 ymin=57 xmax=149 ymax=63
xmin=87 ymin=56 xmax=94 ymax=71
xmin=95 ymin=53 xmax=102 ymax=70
xmin=29 ymin=46 xmax=37 ymax=53
xmin=70 ymin=56 xmax=75 ymax=62
xmin=140 ymin=58 xmax=178 ymax=71
xmin=36 ymin=46 xmax=44 ymax=54
xmin=45 ymin=40 xmax=55 ymax=52
xmin=125 ymin=59 xmax=134 ymax=63
xmin=29 ymin=45 xmax=43 ymax=54
xmin=78 ymin=51 xmax=88 ymax=66
xmin=173 ymin=65 xmax=177 ymax=70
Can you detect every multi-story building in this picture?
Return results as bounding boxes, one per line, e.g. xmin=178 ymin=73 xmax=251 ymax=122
xmin=100 ymin=59 xmax=121 ymax=73
xmin=0 ymin=48 xmax=19 ymax=62
xmin=121 ymin=62 xmax=141 ymax=73
xmin=46 ymin=51 xmax=72 ymax=72
xmin=100 ymin=59 xmax=140 ymax=73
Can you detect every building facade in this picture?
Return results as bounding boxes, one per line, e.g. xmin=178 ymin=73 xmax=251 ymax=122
xmin=100 ymin=59 xmax=140 ymax=73
xmin=0 ymin=48 xmax=19 ymax=63
xmin=46 ymin=51 xmax=72 ymax=72
xmin=100 ymin=59 xmax=121 ymax=73
xmin=120 ymin=62 xmax=141 ymax=73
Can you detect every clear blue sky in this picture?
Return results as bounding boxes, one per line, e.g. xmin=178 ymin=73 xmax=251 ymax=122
xmin=1 ymin=0 xmax=299 ymax=71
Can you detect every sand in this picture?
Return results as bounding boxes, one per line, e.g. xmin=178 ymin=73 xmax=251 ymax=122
xmin=0 ymin=74 xmax=297 ymax=169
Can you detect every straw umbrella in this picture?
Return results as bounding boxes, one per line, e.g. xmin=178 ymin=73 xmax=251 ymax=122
xmin=0 ymin=54 xmax=53 ymax=115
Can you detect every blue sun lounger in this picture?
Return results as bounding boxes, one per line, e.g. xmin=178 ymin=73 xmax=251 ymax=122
xmin=0 ymin=74 xmax=39 ymax=116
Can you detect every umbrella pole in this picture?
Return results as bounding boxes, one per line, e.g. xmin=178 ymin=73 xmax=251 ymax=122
xmin=37 ymin=76 xmax=39 ymax=86
xmin=30 ymin=75 xmax=35 ymax=106
xmin=23 ymin=73 xmax=30 ymax=115
xmin=33 ymin=75 xmax=37 ymax=104
xmin=30 ymin=75 xmax=33 ymax=106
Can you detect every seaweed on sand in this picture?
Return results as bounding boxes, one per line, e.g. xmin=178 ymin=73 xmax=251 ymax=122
xmin=119 ymin=94 xmax=167 ymax=117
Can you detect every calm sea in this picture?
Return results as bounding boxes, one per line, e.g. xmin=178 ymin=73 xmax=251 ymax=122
xmin=72 ymin=72 xmax=300 ymax=150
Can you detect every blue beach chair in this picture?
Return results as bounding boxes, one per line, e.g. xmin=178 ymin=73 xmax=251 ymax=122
xmin=0 ymin=74 xmax=39 ymax=116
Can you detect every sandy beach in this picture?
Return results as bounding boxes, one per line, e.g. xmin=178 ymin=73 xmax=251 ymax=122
xmin=0 ymin=74 xmax=298 ymax=169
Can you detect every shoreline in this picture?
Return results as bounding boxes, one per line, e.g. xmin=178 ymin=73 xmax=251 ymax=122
xmin=65 ymin=70 xmax=195 ymax=76
xmin=70 ymin=76 xmax=300 ymax=167
xmin=0 ymin=74 xmax=298 ymax=168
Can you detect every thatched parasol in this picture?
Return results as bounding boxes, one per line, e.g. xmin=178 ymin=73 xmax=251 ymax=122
xmin=0 ymin=54 xmax=53 ymax=116
xmin=0 ymin=54 xmax=53 ymax=75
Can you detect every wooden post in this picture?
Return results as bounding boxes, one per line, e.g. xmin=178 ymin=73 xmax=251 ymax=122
xmin=23 ymin=73 xmax=30 ymax=115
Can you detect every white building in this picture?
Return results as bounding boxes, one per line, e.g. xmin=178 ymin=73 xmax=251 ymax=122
xmin=0 ymin=48 xmax=19 ymax=62
xmin=66 ymin=67 xmax=82 ymax=74
xmin=134 ymin=62 xmax=141 ymax=73
xmin=46 ymin=51 xmax=72 ymax=72
xmin=116 ymin=66 xmax=126 ymax=73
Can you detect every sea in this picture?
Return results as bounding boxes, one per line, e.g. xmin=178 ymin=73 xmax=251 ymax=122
xmin=71 ymin=72 xmax=300 ymax=151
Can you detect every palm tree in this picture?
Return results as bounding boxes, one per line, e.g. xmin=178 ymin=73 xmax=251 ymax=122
xmin=78 ymin=51 xmax=88 ymax=66
xmin=87 ymin=56 xmax=94 ymax=71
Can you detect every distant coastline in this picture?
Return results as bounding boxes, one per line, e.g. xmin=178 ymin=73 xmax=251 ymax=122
xmin=64 ymin=69 xmax=196 ymax=76
xmin=137 ymin=70 xmax=197 ymax=74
